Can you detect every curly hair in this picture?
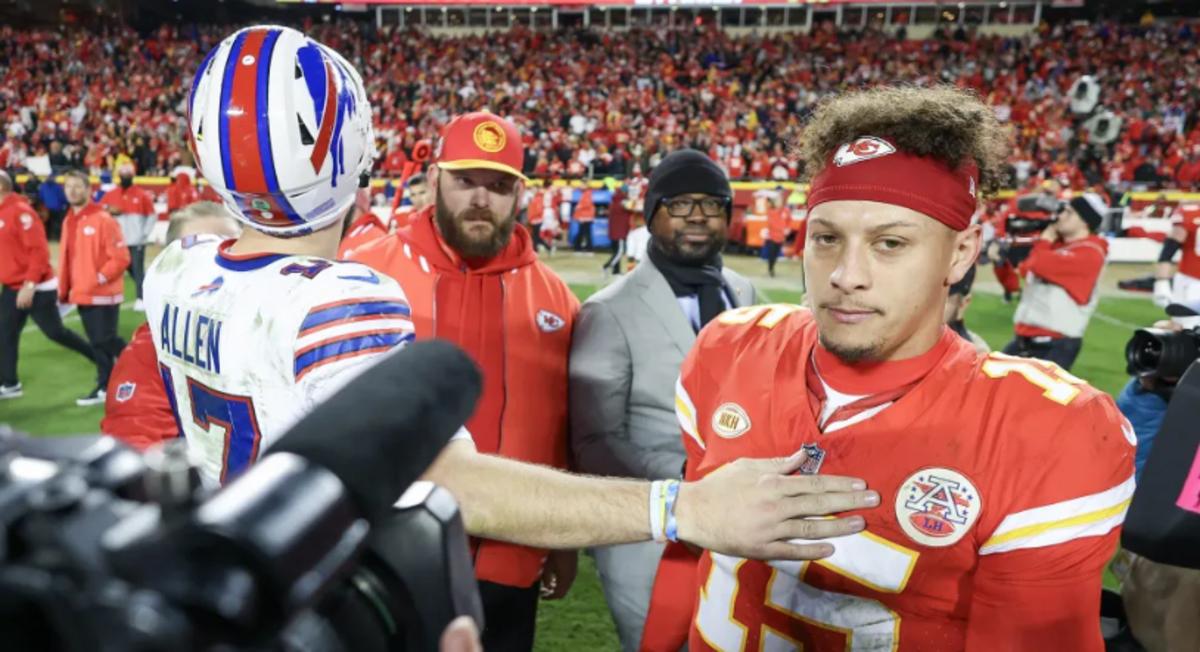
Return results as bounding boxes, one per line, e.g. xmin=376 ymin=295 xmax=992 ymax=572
xmin=799 ymin=85 xmax=1010 ymax=196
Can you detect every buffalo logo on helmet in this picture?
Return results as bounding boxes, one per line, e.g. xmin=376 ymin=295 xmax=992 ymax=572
xmin=895 ymin=467 xmax=982 ymax=547
xmin=833 ymin=136 xmax=897 ymax=167
xmin=473 ymin=122 xmax=508 ymax=153
xmin=536 ymin=309 xmax=566 ymax=333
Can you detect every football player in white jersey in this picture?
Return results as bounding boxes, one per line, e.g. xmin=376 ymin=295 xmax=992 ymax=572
xmin=150 ymin=26 xmax=878 ymax=563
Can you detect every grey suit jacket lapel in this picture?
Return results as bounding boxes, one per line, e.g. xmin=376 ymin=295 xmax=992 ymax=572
xmin=633 ymin=257 xmax=696 ymax=358
xmin=721 ymin=270 xmax=753 ymax=308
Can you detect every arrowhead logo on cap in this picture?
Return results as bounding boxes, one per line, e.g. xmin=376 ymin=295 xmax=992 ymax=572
xmin=833 ymin=136 xmax=897 ymax=167
xmin=473 ymin=122 xmax=507 ymax=153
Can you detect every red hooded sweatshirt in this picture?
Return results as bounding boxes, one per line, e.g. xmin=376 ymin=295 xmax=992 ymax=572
xmin=350 ymin=207 xmax=579 ymax=587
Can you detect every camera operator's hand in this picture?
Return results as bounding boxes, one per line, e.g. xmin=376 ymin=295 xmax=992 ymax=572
xmin=1153 ymin=319 xmax=1184 ymax=332
xmin=539 ymin=549 xmax=577 ymax=600
xmin=674 ymin=450 xmax=877 ymax=561
xmin=439 ymin=616 xmax=482 ymax=652
xmin=1040 ymin=224 xmax=1059 ymax=242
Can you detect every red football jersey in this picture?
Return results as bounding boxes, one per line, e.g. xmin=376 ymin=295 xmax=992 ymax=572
xmin=675 ymin=306 xmax=1134 ymax=651
xmin=1172 ymin=204 xmax=1200 ymax=279
xmin=101 ymin=323 xmax=180 ymax=451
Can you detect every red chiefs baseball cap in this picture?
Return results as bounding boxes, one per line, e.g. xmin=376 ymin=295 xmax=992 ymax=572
xmin=434 ymin=112 xmax=528 ymax=182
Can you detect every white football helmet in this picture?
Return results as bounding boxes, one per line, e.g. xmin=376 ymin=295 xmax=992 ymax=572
xmin=187 ymin=26 xmax=374 ymax=237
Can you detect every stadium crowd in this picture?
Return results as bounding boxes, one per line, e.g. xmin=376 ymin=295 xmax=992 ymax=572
xmin=1 ymin=18 xmax=1198 ymax=193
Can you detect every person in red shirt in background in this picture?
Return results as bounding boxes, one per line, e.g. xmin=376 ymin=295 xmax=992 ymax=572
xmin=1153 ymin=203 xmax=1200 ymax=309
xmin=59 ymin=170 xmax=131 ymax=406
xmin=390 ymin=172 xmax=433 ymax=231
xmin=336 ymin=188 xmax=387 ymax=259
xmin=197 ymin=181 xmax=222 ymax=204
xmin=526 ymin=187 xmax=548 ymax=253
xmin=0 ymin=171 xmax=95 ymax=400
xmin=1002 ymin=193 xmax=1110 ymax=371
xmin=604 ymin=181 xmax=632 ymax=277
xmin=763 ymin=188 xmax=790 ymax=278
xmin=101 ymin=201 xmax=240 ymax=450
xmin=164 ymin=170 xmax=199 ymax=214
xmin=100 ymin=162 xmax=156 ymax=311
xmin=571 ymin=186 xmax=596 ymax=252
xmin=350 ymin=112 xmax=581 ymax=651
xmin=1175 ymin=144 xmax=1200 ymax=190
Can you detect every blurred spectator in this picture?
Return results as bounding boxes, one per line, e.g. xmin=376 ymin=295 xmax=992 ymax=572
xmin=99 ymin=162 xmax=155 ymax=310
xmin=164 ymin=171 xmax=199 ymax=215
xmin=58 ymin=170 xmax=130 ymax=406
xmin=0 ymin=170 xmax=95 ymax=401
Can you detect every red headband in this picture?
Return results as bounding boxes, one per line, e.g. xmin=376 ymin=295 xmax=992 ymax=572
xmin=806 ymin=136 xmax=980 ymax=231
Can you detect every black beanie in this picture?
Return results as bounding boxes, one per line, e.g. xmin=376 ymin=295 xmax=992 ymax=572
xmin=644 ymin=149 xmax=732 ymax=224
xmin=1069 ymin=193 xmax=1107 ymax=232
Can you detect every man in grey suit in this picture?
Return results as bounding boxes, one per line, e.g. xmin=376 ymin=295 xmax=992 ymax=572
xmin=569 ymin=150 xmax=757 ymax=651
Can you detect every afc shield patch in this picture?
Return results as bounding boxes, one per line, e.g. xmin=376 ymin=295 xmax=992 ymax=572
xmin=711 ymin=403 xmax=751 ymax=439
xmin=895 ymin=467 xmax=982 ymax=547
xmin=115 ymin=382 xmax=136 ymax=403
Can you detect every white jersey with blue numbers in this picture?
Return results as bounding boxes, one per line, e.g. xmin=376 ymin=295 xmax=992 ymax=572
xmin=144 ymin=235 xmax=415 ymax=488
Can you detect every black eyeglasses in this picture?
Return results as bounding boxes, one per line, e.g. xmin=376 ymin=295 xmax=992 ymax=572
xmin=661 ymin=195 xmax=730 ymax=218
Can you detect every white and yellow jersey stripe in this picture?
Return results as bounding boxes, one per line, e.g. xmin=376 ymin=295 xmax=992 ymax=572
xmin=980 ymin=474 xmax=1136 ymax=556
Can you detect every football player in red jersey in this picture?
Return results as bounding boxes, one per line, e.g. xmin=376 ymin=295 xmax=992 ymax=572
xmin=642 ymin=86 xmax=1135 ymax=652
xmin=1154 ymin=203 xmax=1200 ymax=309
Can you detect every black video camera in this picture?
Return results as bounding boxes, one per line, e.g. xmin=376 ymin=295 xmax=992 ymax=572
xmin=1006 ymin=193 xmax=1065 ymax=237
xmin=1125 ymin=326 xmax=1200 ymax=392
xmin=0 ymin=339 xmax=488 ymax=652
xmin=994 ymin=193 xmax=1066 ymax=267
xmin=0 ymin=430 xmax=481 ymax=652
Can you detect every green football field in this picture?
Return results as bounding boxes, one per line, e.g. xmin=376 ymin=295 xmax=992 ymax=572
xmin=0 ymin=261 xmax=1164 ymax=651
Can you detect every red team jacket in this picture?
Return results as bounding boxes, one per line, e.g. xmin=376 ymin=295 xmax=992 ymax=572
xmin=101 ymin=323 xmax=178 ymax=450
xmin=0 ymin=193 xmax=53 ymax=290
xmin=643 ymin=305 xmax=1134 ymax=652
xmin=350 ymin=207 xmax=579 ymax=588
xmin=58 ymin=203 xmax=130 ymax=305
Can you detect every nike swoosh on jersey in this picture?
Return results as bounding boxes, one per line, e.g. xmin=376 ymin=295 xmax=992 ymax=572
xmin=338 ymin=271 xmax=381 ymax=284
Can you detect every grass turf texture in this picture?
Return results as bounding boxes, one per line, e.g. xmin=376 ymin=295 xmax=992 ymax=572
xmin=0 ymin=268 xmax=1164 ymax=651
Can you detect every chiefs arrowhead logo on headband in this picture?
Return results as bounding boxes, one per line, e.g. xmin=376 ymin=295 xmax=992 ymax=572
xmin=834 ymin=136 xmax=897 ymax=167
xmin=809 ymin=135 xmax=980 ymax=232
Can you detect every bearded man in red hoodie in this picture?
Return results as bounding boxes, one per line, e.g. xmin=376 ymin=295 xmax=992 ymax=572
xmin=349 ymin=112 xmax=580 ymax=652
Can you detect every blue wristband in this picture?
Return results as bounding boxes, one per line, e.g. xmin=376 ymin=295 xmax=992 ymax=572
xmin=663 ymin=480 xmax=682 ymax=543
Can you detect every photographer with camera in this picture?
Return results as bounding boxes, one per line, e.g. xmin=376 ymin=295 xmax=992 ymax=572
xmin=1115 ymin=299 xmax=1200 ymax=652
xmin=1002 ymin=192 xmax=1109 ymax=371
xmin=1119 ymin=299 xmax=1200 ymax=480
xmin=987 ymin=179 xmax=1063 ymax=302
